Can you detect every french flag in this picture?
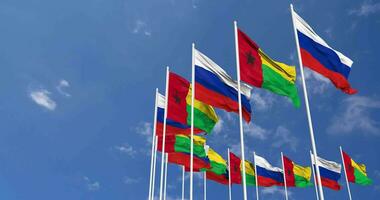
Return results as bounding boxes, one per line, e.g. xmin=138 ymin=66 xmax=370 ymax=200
xmin=293 ymin=10 xmax=357 ymax=94
xmin=311 ymin=154 xmax=342 ymax=190
xmin=254 ymin=154 xmax=284 ymax=187
xmin=194 ymin=49 xmax=252 ymax=122
xmin=156 ymin=92 xmax=202 ymax=136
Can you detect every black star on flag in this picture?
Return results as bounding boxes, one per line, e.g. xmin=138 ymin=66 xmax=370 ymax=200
xmin=245 ymin=51 xmax=255 ymax=65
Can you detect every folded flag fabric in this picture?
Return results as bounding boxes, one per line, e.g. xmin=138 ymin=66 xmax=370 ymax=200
xmin=157 ymin=134 xmax=207 ymax=158
xmin=156 ymin=92 xmax=203 ymax=136
xmin=311 ymin=154 xmax=342 ymax=190
xmin=167 ymin=72 xmax=219 ymax=134
xmin=229 ymin=152 xmax=256 ymax=185
xmin=194 ymin=49 xmax=252 ymax=122
xmin=206 ymin=171 xmax=229 ymax=185
xmin=342 ymin=150 xmax=372 ymax=186
xmin=292 ymin=10 xmax=357 ymax=94
xmin=207 ymin=148 xmax=228 ymax=175
xmin=254 ymin=154 xmax=284 ymax=187
xmin=168 ymin=152 xmax=211 ymax=171
xmin=283 ymin=155 xmax=312 ymax=187
xmin=237 ymin=29 xmax=301 ymax=107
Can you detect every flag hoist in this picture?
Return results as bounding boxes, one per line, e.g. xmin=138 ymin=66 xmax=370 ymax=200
xmin=290 ymin=4 xmax=325 ymax=200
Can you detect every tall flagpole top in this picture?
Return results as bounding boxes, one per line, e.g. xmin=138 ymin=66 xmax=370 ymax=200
xmin=192 ymin=43 xmax=195 ymax=48
xmin=290 ymin=4 xmax=293 ymax=10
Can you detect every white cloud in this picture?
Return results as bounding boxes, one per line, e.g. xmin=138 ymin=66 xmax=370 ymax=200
xmin=124 ymin=176 xmax=140 ymax=184
xmin=114 ymin=143 xmax=137 ymax=157
xmin=261 ymin=187 xmax=291 ymax=198
xmin=136 ymin=122 xmax=153 ymax=143
xmin=328 ymin=96 xmax=380 ymax=135
xmin=56 ymin=79 xmax=71 ymax=97
xmin=132 ymin=20 xmax=151 ymax=36
xmin=324 ymin=27 xmax=333 ymax=38
xmin=244 ymin=123 xmax=269 ymax=140
xmin=349 ymin=1 xmax=380 ymax=16
xmin=213 ymin=119 xmax=224 ymax=134
xmin=83 ymin=176 xmax=100 ymax=191
xmin=29 ymin=89 xmax=57 ymax=111
xmin=302 ymin=68 xmax=330 ymax=94
xmin=251 ymin=92 xmax=274 ymax=111
xmin=271 ymin=126 xmax=298 ymax=152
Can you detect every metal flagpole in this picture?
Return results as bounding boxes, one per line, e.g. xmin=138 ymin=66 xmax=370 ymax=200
xmin=148 ymin=89 xmax=159 ymax=200
xmin=253 ymin=152 xmax=259 ymax=200
xmin=233 ymin=20 xmax=248 ymax=200
xmin=204 ymin=172 xmax=207 ymax=200
xmin=228 ymin=148 xmax=232 ymax=200
xmin=152 ymin=135 xmax=159 ymax=200
xmin=159 ymin=67 xmax=170 ymax=200
xmin=281 ymin=152 xmax=289 ymax=200
xmin=190 ymin=43 xmax=196 ymax=200
xmin=164 ymin=153 xmax=168 ymax=200
xmin=290 ymin=4 xmax=325 ymax=200
xmin=182 ymin=166 xmax=185 ymax=200
xmin=340 ymin=146 xmax=353 ymax=200
xmin=310 ymin=151 xmax=320 ymax=200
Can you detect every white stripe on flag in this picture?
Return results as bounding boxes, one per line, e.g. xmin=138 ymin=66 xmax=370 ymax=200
xmin=157 ymin=92 xmax=165 ymax=109
xmin=310 ymin=153 xmax=341 ymax=174
xmin=254 ymin=154 xmax=283 ymax=172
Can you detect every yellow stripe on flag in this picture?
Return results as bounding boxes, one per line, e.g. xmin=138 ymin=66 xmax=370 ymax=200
xmin=186 ymin=86 xmax=218 ymax=123
xmin=241 ymin=160 xmax=255 ymax=176
xmin=351 ymin=159 xmax=368 ymax=176
xmin=259 ymin=49 xmax=296 ymax=83
xmin=207 ymin=148 xmax=226 ymax=165
xmin=293 ymin=164 xmax=311 ymax=180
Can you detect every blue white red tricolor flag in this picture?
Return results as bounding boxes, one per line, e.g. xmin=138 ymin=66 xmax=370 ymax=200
xmin=254 ymin=154 xmax=284 ymax=187
xmin=311 ymin=153 xmax=342 ymax=190
xmin=293 ymin=10 xmax=357 ymax=94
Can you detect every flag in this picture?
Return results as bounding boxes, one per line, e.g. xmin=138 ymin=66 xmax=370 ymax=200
xmin=311 ymin=154 xmax=342 ymax=190
xmin=157 ymin=134 xmax=207 ymax=157
xmin=229 ymin=152 xmax=256 ymax=185
xmin=342 ymin=150 xmax=372 ymax=185
xmin=168 ymin=152 xmax=211 ymax=171
xmin=206 ymin=171 xmax=229 ymax=185
xmin=283 ymin=155 xmax=312 ymax=187
xmin=254 ymin=154 xmax=284 ymax=187
xmin=167 ymin=72 xmax=219 ymax=134
xmin=292 ymin=10 xmax=357 ymax=94
xmin=207 ymin=148 xmax=228 ymax=175
xmin=237 ymin=29 xmax=301 ymax=107
xmin=194 ymin=49 xmax=252 ymax=122
xmin=156 ymin=92 xmax=203 ymax=136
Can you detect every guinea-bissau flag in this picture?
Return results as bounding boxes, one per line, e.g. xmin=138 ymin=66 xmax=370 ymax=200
xmin=167 ymin=72 xmax=218 ymax=134
xmin=230 ymin=152 xmax=256 ymax=185
xmin=342 ymin=150 xmax=372 ymax=186
xmin=206 ymin=148 xmax=229 ymax=185
xmin=237 ymin=28 xmax=300 ymax=107
xmin=283 ymin=155 xmax=312 ymax=188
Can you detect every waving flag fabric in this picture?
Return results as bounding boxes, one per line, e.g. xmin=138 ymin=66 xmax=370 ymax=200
xmin=293 ymin=10 xmax=357 ymax=94
xmin=342 ymin=150 xmax=372 ymax=186
xmin=156 ymin=92 xmax=203 ymax=136
xmin=283 ymin=155 xmax=312 ymax=187
xmin=207 ymin=148 xmax=227 ymax=175
xmin=167 ymin=72 xmax=218 ymax=134
xmin=194 ymin=49 xmax=252 ymax=122
xmin=229 ymin=152 xmax=256 ymax=185
xmin=311 ymin=154 xmax=342 ymax=190
xmin=255 ymin=154 xmax=284 ymax=187
xmin=169 ymin=152 xmax=211 ymax=171
xmin=237 ymin=29 xmax=301 ymax=107
xmin=157 ymin=134 xmax=206 ymax=157
xmin=206 ymin=171 xmax=229 ymax=185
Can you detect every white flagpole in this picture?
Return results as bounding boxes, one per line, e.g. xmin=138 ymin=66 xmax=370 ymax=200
xmin=159 ymin=67 xmax=170 ymax=200
xmin=310 ymin=151 xmax=320 ymax=200
xmin=182 ymin=166 xmax=185 ymax=200
xmin=204 ymin=172 xmax=207 ymax=200
xmin=340 ymin=146 xmax=353 ymax=200
xmin=152 ymin=135 xmax=159 ymax=200
xmin=290 ymin=4 xmax=325 ymax=200
xmin=281 ymin=152 xmax=289 ymax=200
xmin=233 ymin=20 xmax=248 ymax=200
xmin=164 ymin=153 xmax=168 ymax=200
xmin=148 ymin=89 xmax=159 ymax=200
xmin=190 ymin=43 xmax=195 ymax=200
xmin=228 ymin=148 xmax=232 ymax=200
xmin=253 ymin=152 xmax=259 ymax=200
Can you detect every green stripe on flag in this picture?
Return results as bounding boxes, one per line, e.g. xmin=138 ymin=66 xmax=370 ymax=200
xmin=186 ymin=105 xmax=217 ymax=134
xmin=294 ymin=174 xmax=312 ymax=188
xmin=174 ymin=135 xmax=206 ymax=157
xmin=354 ymin=168 xmax=372 ymax=185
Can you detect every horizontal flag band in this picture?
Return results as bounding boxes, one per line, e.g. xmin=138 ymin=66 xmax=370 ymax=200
xmin=256 ymin=166 xmax=284 ymax=183
xmin=257 ymin=176 xmax=284 ymax=187
xmin=157 ymin=108 xmax=190 ymax=129
xmin=319 ymin=166 xmax=341 ymax=181
xmin=320 ymin=177 xmax=341 ymax=190
xmin=245 ymin=173 xmax=256 ymax=186
xmin=294 ymin=174 xmax=313 ymax=187
xmin=186 ymin=105 xmax=217 ymax=134
xmin=298 ymin=31 xmax=351 ymax=78
xmin=195 ymin=66 xmax=251 ymax=112
xmin=259 ymin=50 xmax=296 ymax=83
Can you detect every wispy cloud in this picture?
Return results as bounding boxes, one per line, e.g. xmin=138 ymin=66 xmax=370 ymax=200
xmin=328 ymin=96 xmax=380 ymax=135
xmin=261 ymin=187 xmax=291 ymax=198
xmin=213 ymin=119 xmax=224 ymax=134
xmin=251 ymin=92 xmax=275 ymax=111
xmin=56 ymin=79 xmax=71 ymax=97
xmin=83 ymin=176 xmax=100 ymax=191
xmin=123 ymin=176 xmax=141 ymax=184
xmin=132 ymin=20 xmax=151 ymax=36
xmin=349 ymin=1 xmax=380 ymax=16
xmin=113 ymin=143 xmax=137 ymax=157
xmin=136 ymin=122 xmax=153 ymax=143
xmin=271 ymin=126 xmax=298 ymax=152
xmin=302 ymin=68 xmax=331 ymax=94
xmin=29 ymin=89 xmax=57 ymax=111
xmin=244 ymin=123 xmax=269 ymax=140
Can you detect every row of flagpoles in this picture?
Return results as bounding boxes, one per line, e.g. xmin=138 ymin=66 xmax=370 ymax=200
xmin=146 ymin=4 xmax=370 ymax=200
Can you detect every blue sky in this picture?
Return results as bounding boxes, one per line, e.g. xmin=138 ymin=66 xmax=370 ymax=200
xmin=0 ymin=0 xmax=379 ymax=199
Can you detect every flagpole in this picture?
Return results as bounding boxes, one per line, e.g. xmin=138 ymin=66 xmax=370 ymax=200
xmin=253 ymin=152 xmax=259 ymax=200
xmin=228 ymin=148 xmax=232 ymax=200
xmin=340 ymin=146 xmax=353 ymax=200
xmin=164 ymin=153 xmax=168 ymax=200
xmin=190 ymin=42 xmax=196 ymax=200
xmin=281 ymin=152 xmax=289 ymax=200
xmin=290 ymin=4 xmax=325 ymax=200
xmin=148 ymin=89 xmax=159 ymax=200
xmin=310 ymin=151 xmax=320 ymax=200
xmin=152 ymin=135 xmax=159 ymax=200
xmin=233 ymin=20 xmax=248 ymax=200
xmin=204 ymin=172 xmax=207 ymax=200
xmin=182 ymin=166 xmax=185 ymax=200
xmin=159 ymin=67 xmax=170 ymax=200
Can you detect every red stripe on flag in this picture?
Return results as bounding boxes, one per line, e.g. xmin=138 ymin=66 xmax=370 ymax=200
xmin=257 ymin=176 xmax=284 ymax=187
xmin=283 ymin=155 xmax=296 ymax=187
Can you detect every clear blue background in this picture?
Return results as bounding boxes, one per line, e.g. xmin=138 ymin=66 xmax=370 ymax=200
xmin=0 ymin=0 xmax=379 ymax=199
